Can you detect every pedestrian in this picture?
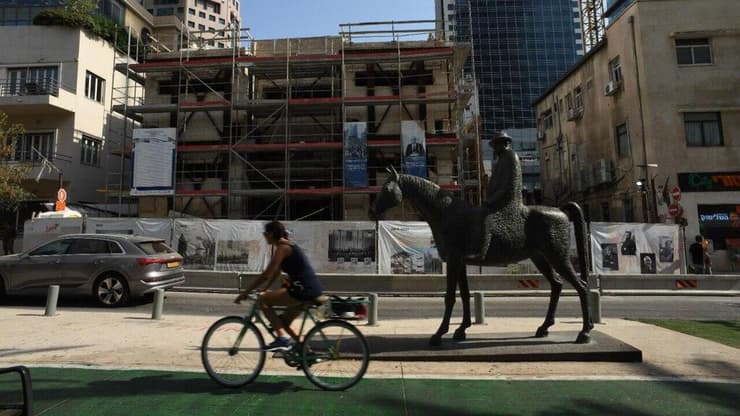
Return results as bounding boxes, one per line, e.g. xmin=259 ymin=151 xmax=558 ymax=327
xmin=234 ymin=220 xmax=324 ymax=351
xmin=701 ymin=236 xmax=712 ymax=275
xmin=689 ymin=235 xmax=709 ymax=274
xmin=1 ymin=224 xmax=16 ymax=255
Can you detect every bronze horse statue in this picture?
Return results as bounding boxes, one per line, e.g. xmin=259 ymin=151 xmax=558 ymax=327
xmin=369 ymin=167 xmax=592 ymax=346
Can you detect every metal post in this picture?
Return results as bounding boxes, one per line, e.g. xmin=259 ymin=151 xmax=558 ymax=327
xmin=589 ymin=289 xmax=602 ymax=324
xmin=151 ymin=289 xmax=165 ymax=320
xmin=367 ymin=293 xmax=379 ymax=326
xmin=45 ymin=285 xmax=59 ymax=316
xmin=473 ymin=291 xmax=485 ymax=324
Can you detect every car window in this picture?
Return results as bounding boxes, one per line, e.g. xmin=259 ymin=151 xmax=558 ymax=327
xmin=68 ymin=239 xmax=110 ymax=255
xmin=108 ymin=241 xmax=124 ymax=254
xmin=30 ymin=239 xmax=74 ymax=256
xmin=137 ymin=241 xmax=175 ymax=255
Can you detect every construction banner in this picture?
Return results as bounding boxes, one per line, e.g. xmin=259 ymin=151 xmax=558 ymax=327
xmin=378 ymin=221 xmax=443 ymax=274
xmin=401 ymin=120 xmax=427 ymax=178
xmin=131 ymin=128 xmax=176 ymax=196
xmin=85 ymin=218 xmax=172 ymax=241
xmin=283 ymin=221 xmax=377 ymax=274
xmin=343 ymin=122 xmax=368 ymax=187
xmin=590 ymin=222 xmax=683 ymax=275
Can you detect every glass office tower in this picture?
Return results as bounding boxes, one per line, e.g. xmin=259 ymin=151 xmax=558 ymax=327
xmin=453 ymin=0 xmax=582 ymax=198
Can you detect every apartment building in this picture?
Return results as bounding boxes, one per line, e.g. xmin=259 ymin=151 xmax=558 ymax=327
xmin=534 ymin=0 xmax=739 ymax=271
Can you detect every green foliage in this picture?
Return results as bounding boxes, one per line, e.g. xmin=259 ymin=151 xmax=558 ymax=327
xmin=638 ymin=319 xmax=740 ymax=349
xmin=0 ymin=112 xmax=32 ymax=211
xmin=32 ymin=0 xmax=131 ymax=51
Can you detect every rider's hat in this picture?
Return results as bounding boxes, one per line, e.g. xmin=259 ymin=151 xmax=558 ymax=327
xmin=490 ymin=131 xmax=513 ymax=146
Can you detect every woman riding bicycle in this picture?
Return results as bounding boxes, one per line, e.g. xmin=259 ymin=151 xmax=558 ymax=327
xmin=235 ymin=220 xmax=324 ymax=351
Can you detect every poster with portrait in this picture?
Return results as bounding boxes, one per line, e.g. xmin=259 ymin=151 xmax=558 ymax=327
xmin=343 ymin=122 xmax=368 ymax=187
xmin=401 ymin=120 xmax=427 ymax=178
xmin=283 ymin=221 xmax=376 ymax=273
xmin=590 ymin=222 xmax=683 ymax=275
xmin=378 ymin=221 xmax=443 ymax=274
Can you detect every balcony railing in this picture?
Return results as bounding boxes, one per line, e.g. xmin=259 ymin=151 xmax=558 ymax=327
xmin=0 ymin=78 xmax=60 ymax=97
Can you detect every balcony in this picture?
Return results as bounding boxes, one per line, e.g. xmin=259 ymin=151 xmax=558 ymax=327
xmin=0 ymin=77 xmax=76 ymax=115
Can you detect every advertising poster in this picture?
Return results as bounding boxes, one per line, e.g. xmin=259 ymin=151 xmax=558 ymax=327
xmin=590 ymin=222 xmax=682 ymax=275
xmin=401 ymin=120 xmax=427 ymax=178
xmin=85 ymin=218 xmax=172 ymax=241
xmin=343 ymin=122 xmax=368 ymax=187
xmin=284 ymin=221 xmax=377 ymax=273
xmin=378 ymin=221 xmax=443 ymax=274
xmin=131 ymin=128 xmax=176 ymax=196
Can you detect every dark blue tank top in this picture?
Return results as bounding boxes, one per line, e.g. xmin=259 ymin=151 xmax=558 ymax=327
xmin=280 ymin=243 xmax=322 ymax=299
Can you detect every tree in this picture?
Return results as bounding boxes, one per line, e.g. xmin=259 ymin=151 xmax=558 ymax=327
xmin=0 ymin=112 xmax=31 ymax=212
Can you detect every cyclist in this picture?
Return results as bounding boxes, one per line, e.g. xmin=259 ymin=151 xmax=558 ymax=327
xmin=235 ymin=220 xmax=324 ymax=351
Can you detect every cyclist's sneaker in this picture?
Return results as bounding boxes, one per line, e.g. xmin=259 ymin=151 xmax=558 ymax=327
xmin=263 ymin=336 xmax=292 ymax=352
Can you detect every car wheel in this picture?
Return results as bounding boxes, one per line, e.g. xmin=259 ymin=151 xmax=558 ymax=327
xmin=93 ymin=274 xmax=129 ymax=307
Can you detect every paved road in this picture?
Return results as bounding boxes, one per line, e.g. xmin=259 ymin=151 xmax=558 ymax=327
xmin=3 ymin=292 xmax=739 ymax=320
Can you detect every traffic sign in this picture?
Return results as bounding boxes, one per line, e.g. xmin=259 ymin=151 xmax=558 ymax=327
xmin=671 ymin=186 xmax=681 ymax=201
xmin=57 ymin=188 xmax=67 ymax=202
xmin=668 ymin=204 xmax=681 ymax=217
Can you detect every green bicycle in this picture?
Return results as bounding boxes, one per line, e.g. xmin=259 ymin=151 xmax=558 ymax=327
xmin=201 ymin=292 xmax=370 ymax=391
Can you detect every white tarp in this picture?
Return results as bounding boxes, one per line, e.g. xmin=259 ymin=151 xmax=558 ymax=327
xmin=284 ymin=221 xmax=377 ymax=274
xmin=378 ymin=221 xmax=443 ymax=274
xmin=22 ymin=218 xmax=83 ymax=252
xmin=172 ymin=219 xmax=268 ymax=272
xmin=85 ymin=218 xmax=172 ymax=241
xmin=590 ymin=222 xmax=683 ymax=275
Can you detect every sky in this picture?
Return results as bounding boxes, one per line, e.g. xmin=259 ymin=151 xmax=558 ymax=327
xmin=241 ymin=0 xmax=435 ymax=39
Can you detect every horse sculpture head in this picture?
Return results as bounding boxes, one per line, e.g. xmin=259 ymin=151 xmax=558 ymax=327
xmin=369 ymin=166 xmax=402 ymax=220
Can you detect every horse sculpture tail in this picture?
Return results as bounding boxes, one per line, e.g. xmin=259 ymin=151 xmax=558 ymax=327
xmin=561 ymin=202 xmax=590 ymax=284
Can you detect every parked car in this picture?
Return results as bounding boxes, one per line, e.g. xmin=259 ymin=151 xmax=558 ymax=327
xmin=0 ymin=234 xmax=185 ymax=307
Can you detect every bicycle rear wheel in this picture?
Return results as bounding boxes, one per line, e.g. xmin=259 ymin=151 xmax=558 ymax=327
xmin=301 ymin=319 xmax=370 ymax=391
xmin=201 ymin=316 xmax=266 ymax=387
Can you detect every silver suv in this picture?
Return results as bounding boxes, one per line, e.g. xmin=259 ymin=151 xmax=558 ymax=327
xmin=0 ymin=234 xmax=185 ymax=307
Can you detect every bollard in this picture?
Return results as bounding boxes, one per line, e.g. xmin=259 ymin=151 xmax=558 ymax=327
xmin=151 ymin=289 xmax=165 ymax=320
xmin=45 ymin=285 xmax=59 ymax=316
xmin=367 ymin=293 xmax=378 ymax=326
xmin=589 ymin=289 xmax=602 ymax=324
xmin=473 ymin=292 xmax=485 ymax=324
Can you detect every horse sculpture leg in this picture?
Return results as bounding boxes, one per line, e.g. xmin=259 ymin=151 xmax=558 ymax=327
xmin=549 ymin=258 xmax=593 ymax=344
xmin=531 ymin=254 xmax=562 ymax=338
xmin=430 ymin=261 xmax=460 ymax=347
xmin=453 ymin=261 xmax=471 ymax=341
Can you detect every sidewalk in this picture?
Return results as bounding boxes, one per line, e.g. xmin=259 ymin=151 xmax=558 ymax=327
xmin=1 ymin=306 xmax=739 ymax=415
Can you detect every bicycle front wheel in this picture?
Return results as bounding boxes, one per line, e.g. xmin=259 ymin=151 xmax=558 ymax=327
xmin=301 ymin=319 xmax=370 ymax=391
xmin=201 ymin=316 xmax=266 ymax=387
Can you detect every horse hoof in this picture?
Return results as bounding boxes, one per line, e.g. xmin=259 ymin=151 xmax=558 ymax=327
xmin=453 ymin=330 xmax=466 ymax=342
xmin=535 ymin=327 xmax=549 ymax=338
xmin=429 ymin=335 xmax=442 ymax=347
xmin=575 ymin=332 xmax=591 ymax=344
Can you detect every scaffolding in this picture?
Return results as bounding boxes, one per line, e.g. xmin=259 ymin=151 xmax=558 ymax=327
xmin=111 ymin=21 xmax=479 ymax=220
xmin=579 ymin=0 xmax=606 ymax=52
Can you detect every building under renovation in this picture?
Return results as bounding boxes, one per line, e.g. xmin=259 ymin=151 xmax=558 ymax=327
xmin=111 ymin=21 xmax=479 ymax=220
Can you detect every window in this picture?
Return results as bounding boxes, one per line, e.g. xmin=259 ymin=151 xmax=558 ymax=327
xmin=616 ymin=123 xmax=630 ymax=157
xmin=68 ymin=239 xmax=110 ymax=255
xmin=5 ymin=66 xmax=59 ymax=96
xmin=155 ymin=7 xmax=174 ymax=16
xmin=11 ymin=132 xmax=54 ymax=162
xmin=198 ymin=24 xmax=205 ymax=30
xmin=609 ymin=56 xmax=622 ymax=84
xmin=675 ymin=38 xmax=712 ymax=65
xmin=198 ymin=11 xmax=206 ymax=18
xmin=684 ymin=112 xmax=723 ymax=146
xmin=187 ymin=21 xmax=195 ymax=28
xmin=30 ymin=239 xmax=73 ymax=256
xmin=218 ymin=18 xmax=225 ymax=24
xmin=217 ymin=42 xmax=225 ymax=48
xmin=574 ymin=86 xmax=583 ymax=109
xmin=601 ymin=202 xmax=610 ymax=222
xmin=108 ymin=241 xmax=124 ymax=254
xmin=447 ymin=3 xmax=454 ymax=10
xmin=188 ymin=8 xmax=195 ymax=15
xmin=565 ymin=93 xmax=573 ymax=111
xmin=84 ymin=71 xmax=105 ymax=103
xmin=542 ymin=109 xmax=554 ymax=129
xmin=209 ymin=14 xmax=215 ymax=21
xmin=623 ymin=198 xmax=635 ymax=222
xmin=81 ymin=135 xmax=101 ymax=166
xmin=212 ymin=3 xmax=220 ymax=13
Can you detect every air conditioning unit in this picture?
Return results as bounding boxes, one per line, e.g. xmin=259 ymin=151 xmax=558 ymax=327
xmin=604 ymin=80 xmax=619 ymax=96
xmin=593 ymin=159 xmax=613 ymax=185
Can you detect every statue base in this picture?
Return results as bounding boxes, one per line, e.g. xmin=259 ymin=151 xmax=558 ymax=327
xmin=367 ymin=331 xmax=642 ymax=362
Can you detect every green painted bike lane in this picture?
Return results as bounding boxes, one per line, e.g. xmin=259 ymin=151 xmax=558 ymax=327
xmin=1 ymin=367 xmax=738 ymax=415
